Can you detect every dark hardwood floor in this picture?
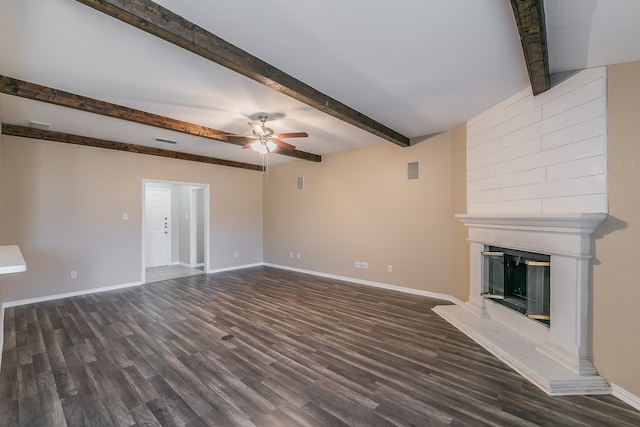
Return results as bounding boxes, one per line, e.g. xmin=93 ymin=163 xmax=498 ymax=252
xmin=1 ymin=266 xmax=638 ymax=426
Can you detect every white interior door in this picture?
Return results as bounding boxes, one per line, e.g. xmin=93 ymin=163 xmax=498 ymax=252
xmin=145 ymin=188 xmax=171 ymax=268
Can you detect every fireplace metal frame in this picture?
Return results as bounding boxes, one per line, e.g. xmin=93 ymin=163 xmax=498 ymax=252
xmin=481 ymin=246 xmax=551 ymax=325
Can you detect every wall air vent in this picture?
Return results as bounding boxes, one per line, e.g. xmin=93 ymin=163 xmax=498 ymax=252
xmin=408 ymin=161 xmax=419 ymax=180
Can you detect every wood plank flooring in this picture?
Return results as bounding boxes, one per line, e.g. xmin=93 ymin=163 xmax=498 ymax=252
xmin=1 ymin=266 xmax=639 ymax=426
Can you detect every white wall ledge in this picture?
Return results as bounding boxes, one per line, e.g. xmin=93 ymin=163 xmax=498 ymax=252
xmin=0 ymin=245 xmax=27 ymax=274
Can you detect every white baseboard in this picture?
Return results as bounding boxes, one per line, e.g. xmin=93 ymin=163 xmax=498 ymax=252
xmin=448 ymin=296 xmax=465 ymax=306
xmin=3 ymin=263 xmax=262 ymax=307
xmin=207 ymin=262 xmax=263 ymax=274
xmin=3 ymin=263 xmax=459 ymax=308
xmin=2 ymin=281 xmax=143 ymax=308
xmin=612 ymin=384 xmax=640 ymax=411
xmin=263 ymin=263 xmax=457 ymax=303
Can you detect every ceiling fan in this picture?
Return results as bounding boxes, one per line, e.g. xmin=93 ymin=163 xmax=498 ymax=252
xmin=231 ymin=114 xmax=308 ymax=154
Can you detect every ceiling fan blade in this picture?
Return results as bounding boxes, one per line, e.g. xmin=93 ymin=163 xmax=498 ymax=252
xmin=227 ymin=135 xmax=257 ymax=140
xmin=273 ymin=139 xmax=296 ymax=150
xmin=275 ymin=132 xmax=308 ymax=139
xmin=226 ymin=135 xmax=255 ymax=146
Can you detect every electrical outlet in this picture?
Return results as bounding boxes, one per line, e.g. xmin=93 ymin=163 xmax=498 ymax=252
xmin=71 ymin=271 xmax=77 ymax=279
xmin=290 ymin=252 xmax=294 ymax=258
xmin=122 ymin=213 xmax=128 ymax=221
xmin=361 ymin=262 xmax=369 ymax=270
xmin=234 ymin=251 xmax=238 ymax=258
xmin=387 ymin=264 xmax=393 ymax=273
xmin=296 ymin=253 xmax=301 ymax=259
xmin=355 ymin=261 xmax=360 ymax=268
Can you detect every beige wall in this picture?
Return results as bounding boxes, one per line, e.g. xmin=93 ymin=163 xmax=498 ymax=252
xmin=0 ymin=136 xmax=264 ymax=303
xmin=450 ymin=123 xmax=469 ymax=302
xmin=0 ymin=128 xmax=3 ymax=306
xmin=264 ymin=131 xmax=456 ymax=295
xmin=592 ymin=60 xmax=640 ymax=396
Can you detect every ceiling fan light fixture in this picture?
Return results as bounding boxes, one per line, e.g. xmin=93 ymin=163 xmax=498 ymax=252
xmin=251 ymin=140 xmax=268 ymax=154
xmin=243 ymin=114 xmax=306 ymax=156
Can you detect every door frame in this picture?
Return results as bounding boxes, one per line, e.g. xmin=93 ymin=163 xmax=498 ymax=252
xmin=189 ymin=186 xmax=205 ymax=268
xmin=141 ymin=179 xmax=210 ymax=284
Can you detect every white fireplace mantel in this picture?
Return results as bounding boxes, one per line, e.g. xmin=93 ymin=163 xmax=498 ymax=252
xmin=434 ymin=213 xmax=610 ymax=395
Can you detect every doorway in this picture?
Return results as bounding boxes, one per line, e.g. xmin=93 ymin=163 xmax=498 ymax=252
xmin=142 ymin=180 xmax=210 ymax=283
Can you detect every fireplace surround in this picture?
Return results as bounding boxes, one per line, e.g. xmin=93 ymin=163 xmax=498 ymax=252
xmin=434 ymin=213 xmax=610 ymax=395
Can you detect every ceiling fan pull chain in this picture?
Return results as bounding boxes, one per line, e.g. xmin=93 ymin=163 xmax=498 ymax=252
xmin=266 ymin=151 xmax=270 ymax=184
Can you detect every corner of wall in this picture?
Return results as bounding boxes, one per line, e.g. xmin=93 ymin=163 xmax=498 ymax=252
xmin=593 ymin=60 xmax=640 ymax=398
xmin=451 ymin=123 xmax=469 ymax=302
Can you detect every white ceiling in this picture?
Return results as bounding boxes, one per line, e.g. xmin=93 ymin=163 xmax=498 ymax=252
xmin=1 ymin=0 xmax=639 ymax=167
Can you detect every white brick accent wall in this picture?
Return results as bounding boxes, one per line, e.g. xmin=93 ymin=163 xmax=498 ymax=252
xmin=466 ymin=67 xmax=608 ymax=214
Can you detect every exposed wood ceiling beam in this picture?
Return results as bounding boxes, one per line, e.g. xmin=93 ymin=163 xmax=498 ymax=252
xmin=0 ymin=75 xmax=321 ymax=162
xmin=74 ymin=0 xmax=411 ymax=148
xmin=510 ymin=0 xmax=550 ymax=95
xmin=1 ymin=124 xmax=264 ymax=172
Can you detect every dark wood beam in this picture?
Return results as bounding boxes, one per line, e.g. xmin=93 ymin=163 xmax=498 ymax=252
xmin=1 ymin=124 xmax=264 ymax=172
xmin=73 ymin=0 xmax=410 ymax=148
xmin=0 ymin=75 xmax=322 ymax=162
xmin=510 ymin=0 xmax=550 ymax=95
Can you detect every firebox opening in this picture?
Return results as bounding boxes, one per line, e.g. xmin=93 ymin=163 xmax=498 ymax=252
xmin=482 ymin=246 xmax=551 ymax=327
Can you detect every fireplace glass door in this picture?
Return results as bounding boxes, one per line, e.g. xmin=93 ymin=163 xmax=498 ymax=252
xmin=481 ymin=251 xmax=504 ymax=299
xmin=482 ymin=246 xmax=551 ymax=326
xmin=525 ymin=261 xmax=550 ymax=321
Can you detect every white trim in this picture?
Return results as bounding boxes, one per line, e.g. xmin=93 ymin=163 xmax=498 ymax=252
xmin=263 ymin=263 xmax=456 ymax=302
xmin=2 ymin=281 xmax=143 ymax=308
xmin=208 ymin=263 xmax=263 ymax=274
xmin=611 ymin=384 xmax=640 ymax=411
xmin=189 ymin=187 xmax=198 ymax=267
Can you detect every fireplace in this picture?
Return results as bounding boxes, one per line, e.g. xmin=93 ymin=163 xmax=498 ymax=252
xmin=434 ymin=213 xmax=610 ymax=396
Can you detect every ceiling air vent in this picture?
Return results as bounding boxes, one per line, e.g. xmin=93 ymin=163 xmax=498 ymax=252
xmin=154 ymin=137 xmax=178 ymax=144
xmin=28 ymin=120 xmax=50 ymax=130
